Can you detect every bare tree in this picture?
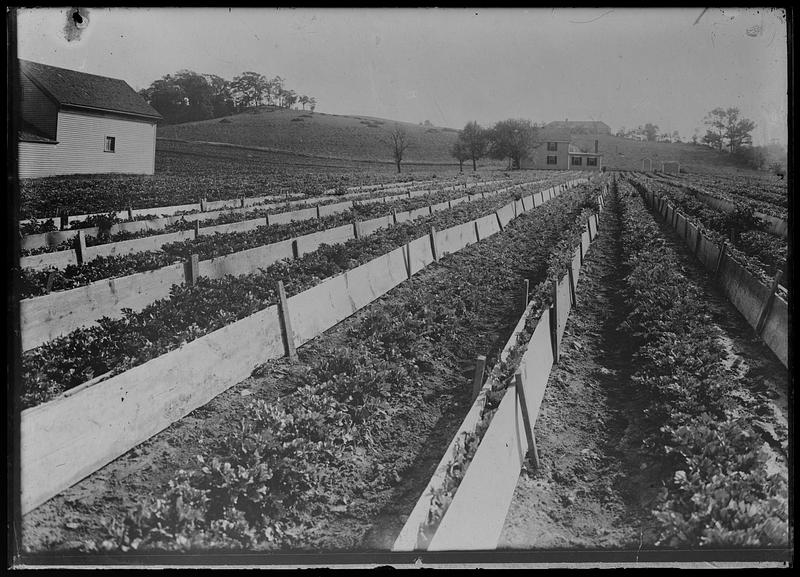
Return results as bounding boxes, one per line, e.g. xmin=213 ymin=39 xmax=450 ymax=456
xmin=387 ymin=125 xmax=412 ymax=173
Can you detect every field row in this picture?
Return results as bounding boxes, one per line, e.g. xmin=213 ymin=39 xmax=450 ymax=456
xmin=21 ymin=175 xmax=585 ymax=406
xmin=615 ymin=179 xmax=788 ymax=547
xmin=19 ymin=175 xmax=606 ymax=550
xmin=626 ymin=174 xmax=787 ymax=291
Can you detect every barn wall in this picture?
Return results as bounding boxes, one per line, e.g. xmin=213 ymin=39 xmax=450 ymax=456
xmin=20 ymin=73 xmax=58 ymax=138
xmin=18 ymin=110 xmax=157 ymax=178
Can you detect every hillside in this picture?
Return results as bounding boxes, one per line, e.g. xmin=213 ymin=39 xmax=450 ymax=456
xmin=157 ymin=107 xmax=463 ymax=165
xmin=569 ymin=134 xmax=760 ymax=175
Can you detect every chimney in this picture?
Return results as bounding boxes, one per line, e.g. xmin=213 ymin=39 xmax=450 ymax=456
xmin=594 ymin=139 xmax=598 ymax=153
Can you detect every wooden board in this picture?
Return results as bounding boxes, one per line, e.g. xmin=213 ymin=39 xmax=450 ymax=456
xmin=83 ymin=230 xmax=195 ymax=262
xmin=589 ymin=214 xmax=598 ymax=238
xmin=20 ymin=263 xmax=186 ymax=351
xmin=357 ymin=215 xmax=393 ymax=237
xmin=268 ymin=206 xmax=318 ymax=226
xmin=294 ymin=224 xmax=355 ymax=257
xmin=435 ymin=221 xmax=478 ymax=257
xmin=475 ymin=213 xmax=501 ymax=240
xmin=556 ymin=274 xmax=572 ymax=348
xmin=449 ymin=195 xmax=469 ymax=208
xmin=428 ymin=312 xmax=553 ymax=551
xmin=199 ymin=239 xmax=295 ymax=280
xmin=409 ymin=190 xmax=428 ymax=199
xmin=287 ymin=247 xmax=408 ymax=348
xmin=571 ymin=246 xmax=582 ymax=288
xmin=697 ymin=235 xmax=721 ymax=271
xmin=430 ymin=200 xmax=450 ymax=213
xmin=407 ymin=234 xmax=435 ymax=276
xmin=407 ymin=206 xmax=432 ymax=220
xmin=318 ymin=200 xmax=354 ymax=218
xmin=199 ymin=217 xmax=265 ymax=236
xmin=495 ymin=203 xmax=515 ymax=229
xmin=761 ymin=294 xmax=788 ymax=367
xmin=717 ymin=256 xmax=771 ymax=329
xmin=20 ymin=304 xmax=285 ymax=514
xmin=20 ymin=248 xmax=77 ymax=271
xmin=21 ymin=228 xmax=98 ymax=252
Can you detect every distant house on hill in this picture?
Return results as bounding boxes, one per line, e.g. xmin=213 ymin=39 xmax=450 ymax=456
xmin=544 ymin=119 xmax=611 ymax=136
xmin=16 ymin=59 xmax=162 ymax=179
xmin=520 ymin=128 xmax=603 ymax=171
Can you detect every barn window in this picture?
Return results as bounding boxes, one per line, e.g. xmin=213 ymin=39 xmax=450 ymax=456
xmin=571 ymin=156 xmax=582 ymax=166
xmin=586 ymin=157 xmax=598 ymax=166
xmin=104 ymin=136 xmax=116 ymax=153
xmin=546 ymin=155 xmax=558 ymax=165
xmin=547 ymin=142 xmax=558 ymax=151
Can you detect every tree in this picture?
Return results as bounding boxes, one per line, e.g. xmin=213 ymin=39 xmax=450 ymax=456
xmin=488 ymin=118 xmax=537 ymax=170
xmin=230 ymin=71 xmax=269 ymax=110
xmin=204 ymin=73 xmax=235 ymax=118
xmin=299 ymin=95 xmax=309 ymax=110
xmin=387 ymin=125 xmax=412 ymax=173
xmin=702 ymin=107 xmax=755 ymax=154
xmin=458 ymin=121 xmax=489 ymax=171
xmin=450 ymin=140 xmax=470 ymax=172
xmin=644 ymin=123 xmax=659 ymax=141
xmin=672 ymin=130 xmax=681 ymax=143
xmin=308 ymin=97 xmax=317 ymax=113
xmin=139 ymin=70 xmax=217 ymax=124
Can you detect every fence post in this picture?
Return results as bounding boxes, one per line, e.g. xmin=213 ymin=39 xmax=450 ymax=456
xmin=524 ymin=279 xmax=530 ymax=309
xmin=713 ymin=242 xmax=727 ymax=279
xmin=567 ymin=265 xmax=576 ymax=307
xmin=74 ymin=230 xmax=87 ymax=266
xmin=755 ymin=271 xmax=783 ymax=335
xmin=515 ymin=373 xmax=540 ymax=469
xmin=430 ymin=227 xmax=440 ymax=262
xmin=472 ymin=355 xmax=487 ymax=402
xmin=184 ymin=253 xmax=199 ymax=285
xmin=549 ymin=279 xmax=559 ymax=364
xmin=276 ymin=280 xmax=297 ymax=360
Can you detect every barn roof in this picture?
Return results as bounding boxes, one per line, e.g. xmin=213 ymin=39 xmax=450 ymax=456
xmin=19 ymin=59 xmax=162 ymax=120
xmin=545 ymin=120 xmax=610 ymax=133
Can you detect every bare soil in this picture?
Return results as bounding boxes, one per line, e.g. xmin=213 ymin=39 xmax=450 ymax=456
xmin=498 ymin=184 xmax=788 ymax=549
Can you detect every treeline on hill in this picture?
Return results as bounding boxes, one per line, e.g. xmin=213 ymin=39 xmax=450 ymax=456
xmin=138 ymin=70 xmax=317 ymax=125
xmin=449 ymin=119 xmax=544 ymax=171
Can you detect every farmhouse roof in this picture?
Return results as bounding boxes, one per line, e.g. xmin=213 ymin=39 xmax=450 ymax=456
xmin=19 ymin=59 xmax=162 ymax=120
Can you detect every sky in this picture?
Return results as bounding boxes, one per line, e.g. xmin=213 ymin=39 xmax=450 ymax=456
xmin=14 ymin=7 xmax=788 ymax=145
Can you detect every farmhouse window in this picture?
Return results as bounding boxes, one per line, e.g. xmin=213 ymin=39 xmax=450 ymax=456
xmin=547 ymin=142 xmax=558 ymax=151
xmin=104 ymin=136 xmax=116 ymax=153
xmin=586 ymin=157 xmax=598 ymax=166
xmin=571 ymin=156 xmax=582 ymax=166
xmin=546 ymin=155 xmax=558 ymax=165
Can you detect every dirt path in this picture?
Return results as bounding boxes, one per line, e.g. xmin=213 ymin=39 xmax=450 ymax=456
xmin=497 ymin=180 xmax=789 ymax=549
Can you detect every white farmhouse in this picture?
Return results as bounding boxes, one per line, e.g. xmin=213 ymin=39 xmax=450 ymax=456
xmin=17 ymin=59 xmax=162 ymax=178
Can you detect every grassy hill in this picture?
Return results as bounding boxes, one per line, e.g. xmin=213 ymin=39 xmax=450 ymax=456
xmin=569 ymin=134 xmax=760 ymax=175
xmin=157 ymin=107 xmax=463 ymax=165
xmin=158 ymin=108 xmax=761 ymax=175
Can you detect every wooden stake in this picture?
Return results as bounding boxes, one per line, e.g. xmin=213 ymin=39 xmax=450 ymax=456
xmin=276 ymin=280 xmax=297 ymax=359
xmin=472 ymin=355 xmax=487 ymax=402
xmin=474 ymin=220 xmax=481 ymax=242
xmin=403 ymin=242 xmax=412 ymax=279
xmin=694 ymin=225 xmax=702 ymax=255
xmin=567 ymin=265 xmax=576 ymax=307
xmin=495 ymin=210 xmax=504 ymax=231
xmin=392 ymin=209 xmax=398 ymax=224
xmin=515 ymin=373 xmax=540 ymax=469
xmin=127 ymin=206 xmax=134 ymax=220
xmin=240 ymin=196 xmax=245 ymax=208
xmin=430 ymin=227 xmax=440 ymax=262
xmin=200 ymin=198 xmax=207 ymax=212
xmin=185 ymin=253 xmax=199 ymax=285
xmin=755 ymin=270 xmax=783 ymax=335
xmin=524 ymin=279 xmax=530 ymax=309
xmin=586 ymin=219 xmax=593 ymax=241
xmin=74 ymin=230 xmax=87 ymax=266
xmin=713 ymin=242 xmax=727 ymax=279
xmin=194 ymin=219 xmax=200 ymax=238
xmin=550 ymin=279 xmax=559 ymax=364
xmin=316 ymin=205 xmax=321 ymax=219
xmin=353 ymin=221 xmax=361 ymax=239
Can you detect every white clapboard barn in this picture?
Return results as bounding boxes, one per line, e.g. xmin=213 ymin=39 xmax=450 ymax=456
xmin=17 ymin=59 xmax=162 ymax=179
